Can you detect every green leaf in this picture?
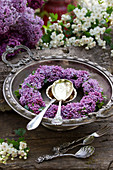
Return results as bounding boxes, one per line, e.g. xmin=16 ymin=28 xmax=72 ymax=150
xmin=43 ymin=21 xmax=52 ymax=33
xmin=105 ymin=18 xmax=109 ymax=23
xmin=42 ymin=33 xmax=51 ymax=43
xmin=103 ymin=23 xmax=109 ymax=27
xmin=98 ymin=0 xmax=104 ymax=4
xmin=110 ymin=43 xmax=113 ymax=49
xmin=106 ymin=6 xmax=113 ymax=15
xmin=38 ymin=10 xmax=49 ymax=18
xmin=38 ymin=107 xmax=45 ymax=111
xmin=84 ymin=32 xmax=91 ymax=37
xmin=49 ymin=13 xmax=58 ymax=22
xmin=67 ymin=4 xmax=75 ymax=12
xmin=7 ymin=138 xmax=19 ymax=150
xmin=32 ymin=70 xmax=35 ymax=75
xmin=103 ymin=95 xmax=107 ymax=99
xmin=73 ymin=75 xmax=77 ymax=80
xmin=101 ymin=92 xmax=107 ymax=99
xmin=43 ymin=25 xmax=48 ymax=30
xmin=77 ymin=4 xmax=82 ymax=10
xmin=105 ymin=28 xmax=112 ymax=34
xmin=44 ymin=78 xmax=48 ymax=83
xmin=86 ymin=10 xmax=92 ymax=17
xmin=24 ymin=105 xmax=29 ymax=110
xmin=26 ymin=83 xmax=37 ymax=90
xmin=14 ymin=89 xmax=21 ymax=99
xmin=63 ymin=29 xmax=73 ymax=37
xmin=0 ymin=139 xmax=4 ymax=143
xmin=103 ymin=35 xmax=112 ymax=45
xmin=18 ymin=137 xmax=25 ymax=142
xmin=96 ymin=101 xmax=104 ymax=109
xmin=47 ymin=21 xmax=51 ymax=27
xmin=59 ymin=22 xmax=64 ymax=26
xmin=96 ymin=19 xmax=99 ymax=25
xmin=14 ymin=128 xmax=26 ymax=137
xmin=26 ymin=83 xmax=33 ymax=88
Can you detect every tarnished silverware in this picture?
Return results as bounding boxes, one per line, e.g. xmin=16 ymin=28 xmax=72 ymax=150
xmin=36 ymin=146 xmax=95 ymax=163
xmin=27 ymin=79 xmax=77 ymax=130
xmin=51 ymin=79 xmax=75 ymax=125
xmin=53 ymin=124 xmax=110 ymax=154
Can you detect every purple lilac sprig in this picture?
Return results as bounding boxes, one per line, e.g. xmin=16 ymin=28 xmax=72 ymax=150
xmin=82 ymin=78 xmax=103 ymax=94
xmin=0 ymin=0 xmax=44 ymax=58
xmin=17 ymin=65 xmax=105 ymax=119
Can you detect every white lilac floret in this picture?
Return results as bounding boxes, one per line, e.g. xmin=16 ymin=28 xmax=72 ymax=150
xmin=0 ymin=140 xmax=29 ymax=164
xmin=17 ymin=65 xmax=105 ymax=119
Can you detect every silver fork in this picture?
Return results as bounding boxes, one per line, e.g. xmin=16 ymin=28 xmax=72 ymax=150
xmin=53 ymin=124 xmax=110 ymax=154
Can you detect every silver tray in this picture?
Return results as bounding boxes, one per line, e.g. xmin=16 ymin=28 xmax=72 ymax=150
xmin=2 ymin=45 xmax=113 ymax=131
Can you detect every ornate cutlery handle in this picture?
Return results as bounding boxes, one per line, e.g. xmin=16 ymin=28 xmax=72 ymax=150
xmin=53 ymin=141 xmax=76 ymax=153
xmin=51 ymin=100 xmax=63 ymax=125
xmin=36 ymin=153 xmax=76 ymax=163
xmin=36 ymin=146 xmax=95 ymax=163
xmin=53 ymin=136 xmax=94 ymax=154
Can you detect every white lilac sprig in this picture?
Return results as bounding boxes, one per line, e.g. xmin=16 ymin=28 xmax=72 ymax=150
xmin=0 ymin=128 xmax=30 ymax=164
xmin=37 ymin=0 xmax=113 ymax=56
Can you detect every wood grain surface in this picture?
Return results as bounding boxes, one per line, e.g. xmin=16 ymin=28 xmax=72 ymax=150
xmin=0 ymin=46 xmax=113 ymax=169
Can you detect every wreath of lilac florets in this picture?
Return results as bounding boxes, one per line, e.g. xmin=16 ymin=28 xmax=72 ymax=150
xmin=18 ymin=65 xmax=104 ymax=119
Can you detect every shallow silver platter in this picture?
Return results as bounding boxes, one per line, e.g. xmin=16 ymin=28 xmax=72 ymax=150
xmin=2 ymin=45 xmax=113 ymax=131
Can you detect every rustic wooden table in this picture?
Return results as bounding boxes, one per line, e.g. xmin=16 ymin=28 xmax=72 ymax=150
xmin=0 ymin=46 xmax=113 ymax=170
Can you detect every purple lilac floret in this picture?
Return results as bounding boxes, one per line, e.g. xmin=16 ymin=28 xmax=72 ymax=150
xmin=18 ymin=65 xmax=104 ymax=119
xmin=63 ymin=68 xmax=90 ymax=88
xmin=44 ymin=105 xmax=58 ymax=118
xmin=0 ymin=0 xmax=43 ymax=58
xmin=27 ymin=0 xmax=44 ymax=10
xmin=19 ymin=88 xmax=45 ymax=114
xmin=40 ymin=65 xmax=65 ymax=82
xmin=82 ymin=78 xmax=103 ymax=94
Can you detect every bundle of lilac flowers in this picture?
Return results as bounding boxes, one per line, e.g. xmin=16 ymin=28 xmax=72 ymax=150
xmin=0 ymin=0 xmax=44 ymax=58
xmin=0 ymin=141 xmax=29 ymax=164
xmin=16 ymin=65 xmax=105 ymax=119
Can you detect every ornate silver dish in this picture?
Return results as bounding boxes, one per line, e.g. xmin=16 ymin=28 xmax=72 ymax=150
xmin=2 ymin=45 xmax=113 ymax=131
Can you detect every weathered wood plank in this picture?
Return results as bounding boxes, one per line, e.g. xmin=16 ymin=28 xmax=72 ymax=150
xmin=0 ymin=110 xmax=113 ymax=169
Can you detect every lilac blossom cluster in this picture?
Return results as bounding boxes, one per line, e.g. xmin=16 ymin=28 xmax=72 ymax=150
xmin=82 ymin=78 xmax=103 ymax=94
xmin=27 ymin=0 xmax=44 ymax=10
xmin=0 ymin=0 xmax=43 ymax=58
xmin=18 ymin=65 xmax=104 ymax=119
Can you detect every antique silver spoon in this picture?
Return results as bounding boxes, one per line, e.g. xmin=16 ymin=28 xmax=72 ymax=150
xmin=27 ymin=79 xmax=76 ymax=130
xmin=36 ymin=146 xmax=95 ymax=163
xmin=51 ymin=79 xmax=74 ymax=125
xmin=46 ymin=84 xmax=77 ymax=103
